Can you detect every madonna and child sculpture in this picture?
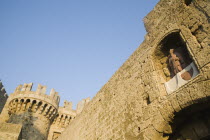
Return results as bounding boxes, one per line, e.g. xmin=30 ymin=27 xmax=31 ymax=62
xmin=165 ymin=48 xmax=199 ymax=94
xmin=168 ymin=49 xmax=193 ymax=80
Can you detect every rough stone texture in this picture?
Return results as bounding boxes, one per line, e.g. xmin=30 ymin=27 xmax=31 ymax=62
xmin=0 ymin=83 xmax=90 ymax=140
xmin=57 ymin=0 xmax=210 ymax=140
xmin=48 ymin=100 xmax=77 ymax=140
xmin=47 ymin=98 xmax=90 ymax=140
xmin=0 ymin=123 xmax=22 ymax=140
xmin=0 ymin=83 xmax=60 ymax=140
xmin=0 ymin=81 xmax=8 ymax=113
xmin=0 ymin=0 xmax=209 ymax=140
xmin=76 ymin=97 xmax=90 ymax=114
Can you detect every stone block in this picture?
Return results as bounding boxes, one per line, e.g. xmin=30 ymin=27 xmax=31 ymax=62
xmin=1 ymin=1 xmax=209 ymax=140
xmin=167 ymin=94 xmax=181 ymax=112
xmin=143 ymin=126 xmax=165 ymax=140
xmin=188 ymin=82 xmax=206 ymax=102
xmin=152 ymin=111 xmax=172 ymax=134
xmin=176 ymin=89 xmax=193 ymax=109
xmin=158 ymin=100 xmax=175 ymax=122
xmin=0 ymin=123 xmax=22 ymax=140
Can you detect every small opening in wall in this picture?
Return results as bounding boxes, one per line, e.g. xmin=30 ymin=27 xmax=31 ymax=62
xmin=31 ymin=100 xmax=37 ymax=112
xmin=143 ymin=94 xmax=151 ymax=105
xmin=191 ymin=25 xmax=204 ymax=44
xmin=20 ymin=99 xmax=24 ymax=103
xmin=184 ymin=0 xmax=193 ymax=6
xmin=42 ymin=104 xmax=48 ymax=113
xmin=32 ymin=100 xmax=36 ymax=105
xmin=138 ymin=127 xmax=141 ymax=132
xmin=36 ymin=101 xmax=42 ymax=111
xmin=146 ymin=96 xmax=151 ymax=105
xmin=26 ymin=99 xmax=30 ymax=103
xmin=26 ymin=99 xmax=31 ymax=111
xmin=192 ymin=25 xmax=203 ymax=36
xmin=46 ymin=106 xmax=52 ymax=115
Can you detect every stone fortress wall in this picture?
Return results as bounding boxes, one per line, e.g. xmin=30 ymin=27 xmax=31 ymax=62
xmin=48 ymin=97 xmax=90 ymax=140
xmin=48 ymin=100 xmax=77 ymax=140
xmin=0 ymin=83 xmax=90 ymax=140
xmin=58 ymin=0 xmax=210 ymax=140
xmin=0 ymin=81 xmax=8 ymax=113
xmin=0 ymin=0 xmax=209 ymax=140
xmin=0 ymin=83 xmax=60 ymax=140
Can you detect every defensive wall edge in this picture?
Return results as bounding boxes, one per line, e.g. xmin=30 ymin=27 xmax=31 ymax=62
xmin=58 ymin=0 xmax=210 ymax=139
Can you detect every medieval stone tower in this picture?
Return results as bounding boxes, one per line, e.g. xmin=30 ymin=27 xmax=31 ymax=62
xmin=0 ymin=81 xmax=8 ymax=113
xmin=0 ymin=83 xmax=60 ymax=139
xmin=0 ymin=83 xmax=90 ymax=140
xmin=0 ymin=0 xmax=209 ymax=140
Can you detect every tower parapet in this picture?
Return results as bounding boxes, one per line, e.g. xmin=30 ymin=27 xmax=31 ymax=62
xmin=2 ymin=83 xmax=60 ymax=140
xmin=48 ymin=98 xmax=90 ymax=140
xmin=0 ymin=81 xmax=8 ymax=113
xmin=10 ymin=83 xmax=60 ymax=108
xmin=76 ymin=97 xmax=90 ymax=114
xmin=48 ymin=100 xmax=76 ymax=140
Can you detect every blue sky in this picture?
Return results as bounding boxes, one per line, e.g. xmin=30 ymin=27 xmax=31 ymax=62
xmin=0 ymin=0 xmax=159 ymax=108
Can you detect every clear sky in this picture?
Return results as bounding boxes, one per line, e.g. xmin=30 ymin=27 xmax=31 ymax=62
xmin=0 ymin=0 xmax=159 ymax=108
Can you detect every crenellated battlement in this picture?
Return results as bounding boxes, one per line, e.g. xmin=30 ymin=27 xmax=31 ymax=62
xmin=0 ymin=81 xmax=8 ymax=98
xmin=76 ymin=97 xmax=90 ymax=114
xmin=48 ymin=98 xmax=90 ymax=140
xmin=0 ymin=82 xmax=91 ymax=140
xmin=0 ymin=81 xmax=8 ymax=113
xmin=2 ymin=83 xmax=61 ymax=140
xmin=8 ymin=97 xmax=58 ymax=121
xmin=9 ymin=83 xmax=60 ymax=108
xmin=52 ymin=100 xmax=76 ymax=127
xmin=48 ymin=100 xmax=77 ymax=140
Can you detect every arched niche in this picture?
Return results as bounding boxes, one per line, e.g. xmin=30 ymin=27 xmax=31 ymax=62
xmin=153 ymin=31 xmax=199 ymax=94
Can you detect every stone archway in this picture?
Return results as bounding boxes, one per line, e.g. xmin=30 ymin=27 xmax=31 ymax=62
xmin=169 ymin=100 xmax=210 ymax=140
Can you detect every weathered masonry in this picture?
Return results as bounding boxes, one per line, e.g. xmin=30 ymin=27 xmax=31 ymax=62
xmin=0 ymin=81 xmax=8 ymax=113
xmin=0 ymin=83 xmax=90 ymax=140
xmin=58 ymin=0 xmax=210 ymax=139
xmin=0 ymin=0 xmax=209 ymax=140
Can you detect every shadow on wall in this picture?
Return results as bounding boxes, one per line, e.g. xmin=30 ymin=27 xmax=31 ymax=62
xmin=7 ymin=111 xmax=46 ymax=140
xmin=168 ymin=98 xmax=210 ymax=140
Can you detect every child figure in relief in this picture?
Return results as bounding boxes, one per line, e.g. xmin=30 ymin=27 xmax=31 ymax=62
xmin=168 ymin=48 xmax=193 ymax=80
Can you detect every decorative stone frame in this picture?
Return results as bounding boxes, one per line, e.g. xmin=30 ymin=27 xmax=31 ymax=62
xmin=152 ymin=27 xmax=200 ymax=95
